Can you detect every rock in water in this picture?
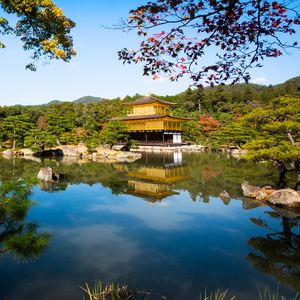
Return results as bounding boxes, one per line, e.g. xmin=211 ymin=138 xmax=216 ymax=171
xmin=241 ymin=181 xmax=261 ymax=198
xmin=37 ymin=167 xmax=53 ymax=182
xmin=220 ymin=190 xmax=230 ymax=199
xmin=220 ymin=190 xmax=230 ymax=205
xmin=267 ymin=189 xmax=300 ymax=207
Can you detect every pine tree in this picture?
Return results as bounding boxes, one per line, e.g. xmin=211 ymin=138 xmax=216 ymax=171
xmin=244 ymin=96 xmax=300 ymax=188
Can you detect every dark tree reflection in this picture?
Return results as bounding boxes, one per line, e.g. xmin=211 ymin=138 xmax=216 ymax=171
xmin=0 ymin=180 xmax=50 ymax=262
xmin=248 ymin=210 xmax=300 ymax=292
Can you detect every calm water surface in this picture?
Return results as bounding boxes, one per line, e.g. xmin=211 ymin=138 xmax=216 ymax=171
xmin=0 ymin=152 xmax=299 ymax=300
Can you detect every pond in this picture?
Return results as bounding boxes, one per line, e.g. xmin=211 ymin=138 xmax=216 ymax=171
xmin=0 ymin=152 xmax=299 ymax=300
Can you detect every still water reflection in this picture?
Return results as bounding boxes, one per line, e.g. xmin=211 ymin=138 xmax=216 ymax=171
xmin=0 ymin=152 xmax=299 ymax=299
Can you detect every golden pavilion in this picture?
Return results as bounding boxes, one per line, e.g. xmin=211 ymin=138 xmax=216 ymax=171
xmin=115 ymin=95 xmax=190 ymax=146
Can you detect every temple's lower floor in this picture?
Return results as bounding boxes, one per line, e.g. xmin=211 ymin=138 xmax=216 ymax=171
xmin=128 ymin=130 xmax=182 ymax=146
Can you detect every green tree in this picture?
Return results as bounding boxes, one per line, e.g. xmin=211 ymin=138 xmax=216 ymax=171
xmin=85 ymin=131 xmax=101 ymax=153
xmin=211 ymin=122 xmax=257 ymax=149
xmin=0 ymin=115 xmax=34 ymax=148
xmin=100 ymin=121 xmax=129 ymax=149
xmin=0 ymin=0 xmax=75 ymax=70
xmin=46 ymin=112 xmax=75 ymax=145
xmin=182 ymin=120 xmax=205 ymax=144
xmin=24 ymin=129 xmax=56 ymax=151
xmin=244 ymin=96 xmax=300 ymax=189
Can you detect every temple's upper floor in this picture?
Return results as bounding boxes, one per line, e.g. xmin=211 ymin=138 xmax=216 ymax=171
xmin=124 ymin=95 xmax=175 ymax=117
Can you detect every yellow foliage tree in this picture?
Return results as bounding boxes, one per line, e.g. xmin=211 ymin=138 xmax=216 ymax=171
xmin=0 ymin=0 xmax=75 ymax=70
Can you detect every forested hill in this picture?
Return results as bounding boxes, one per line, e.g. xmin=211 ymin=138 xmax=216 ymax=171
xmin=44 ymin=96 xmax=104 ymax=106
xmin=73 ymin=96 xmax=104 ymax=104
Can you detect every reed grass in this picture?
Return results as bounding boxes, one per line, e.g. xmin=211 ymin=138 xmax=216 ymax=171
xmin=199 ymin=289 xmax=235 ymax=300
xmin=81 ymin=282 xmax=299 ymax=300
xmin=258 ymin=287 xmax=299 ymax=300
xmin=80 ymin=281 xmax=134 ymax=300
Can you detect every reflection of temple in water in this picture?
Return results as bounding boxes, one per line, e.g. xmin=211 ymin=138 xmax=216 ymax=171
xmin=126 ymin=152 xmax=188 ymax=202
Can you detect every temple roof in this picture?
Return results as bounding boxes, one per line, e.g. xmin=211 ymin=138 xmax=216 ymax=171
xmin=123 ymin=95 xmax=176 ymax=106
xmin=112 ymin=114 xmax=192 ymax=121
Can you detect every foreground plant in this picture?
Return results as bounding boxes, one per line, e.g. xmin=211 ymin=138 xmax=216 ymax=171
xmin=81 ymin=283 xmax=299 ymax=300
xmin=258 ymin=287 xmax=299 ymax=300
xmin=199 ymin=289 xmax=234 ymax=300
xmin=81 ymin=281 xmax=150 ymax=300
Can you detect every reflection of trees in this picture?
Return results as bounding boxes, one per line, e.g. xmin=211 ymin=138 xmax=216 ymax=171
xmin=176 ymin=153 xmax=279 ymax=203
xmin=0 ymin=158 xmax=129 ymax=195
xmin=248 ymin=211 xmax=300 ymax=292
xmin=0 ymin=180 xmax=50 ymax=262
xmin=0 ymin=152 xmax=288 ymax=204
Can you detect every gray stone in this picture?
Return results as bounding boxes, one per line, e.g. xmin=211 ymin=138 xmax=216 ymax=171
xmin=37 ymin=167 xmax=53 ymax=182
xmin=241 ymin=181 xmax=261 ymax=197
xmin=267 ymin=189 xmax=300 ymax=207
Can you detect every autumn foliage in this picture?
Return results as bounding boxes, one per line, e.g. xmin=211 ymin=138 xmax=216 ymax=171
xmin=199 ymin=114 xmax=221 ymax=133
xmin=118 ymin=0 xmax=300 ymax=85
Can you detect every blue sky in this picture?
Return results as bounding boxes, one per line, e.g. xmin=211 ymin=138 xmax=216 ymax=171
xmin=0 ymin=0 xmax=299 ymax=106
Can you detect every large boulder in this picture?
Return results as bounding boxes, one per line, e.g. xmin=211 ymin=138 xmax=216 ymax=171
xmin=241 ymin=181 xmax=261 ymax=198
xmin=267 ymin=189 xmax=300 ymax=207
xmin=59 ymin=145 xmax=88 ymax=157
xmin=20 ymin=148 xmax=34 ymax=156
xmin=37 ymin=167 xmax=53 ymax=182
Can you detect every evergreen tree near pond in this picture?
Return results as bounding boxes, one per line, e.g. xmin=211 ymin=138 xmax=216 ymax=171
xmin=243 ymin=96 xmax=300 ymax=189
xmin=1 ymin=115 xmax=34 ymax=148
xmin=24 ymin=129 xmax=57 ymax=151
xmin=100 ymin=121 xmax=129 ymax=149
xmin=207 ymin=96 xmax=300 ymax=189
